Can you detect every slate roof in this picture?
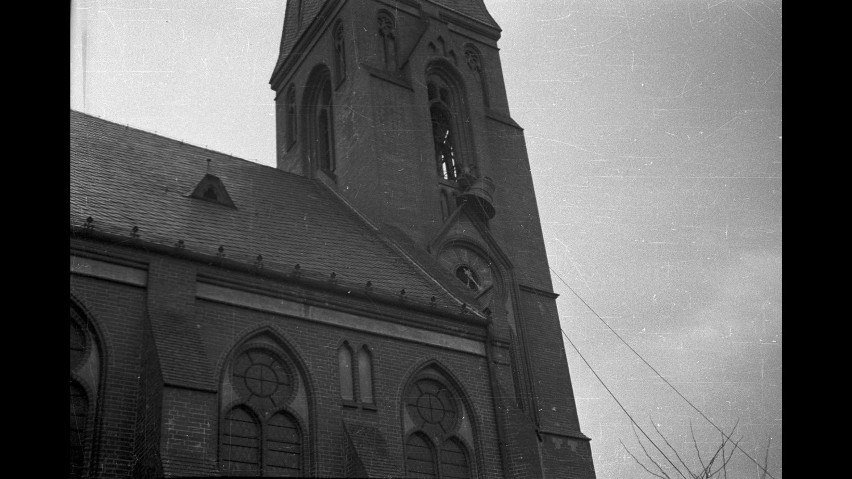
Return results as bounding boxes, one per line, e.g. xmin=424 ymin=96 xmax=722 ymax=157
xmin=70 ymin=110 xmax=467 ymax=311
xmin=272 ymin=0 xmax=500 ymax=79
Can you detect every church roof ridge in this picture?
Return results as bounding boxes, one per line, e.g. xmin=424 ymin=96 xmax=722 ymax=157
xmin=70 ymin=110 xmax=469 ymax=315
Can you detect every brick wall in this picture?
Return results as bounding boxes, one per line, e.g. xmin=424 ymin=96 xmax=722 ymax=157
xmin=71 ymin=276 xmax=146 ymax=478
xmin=196 ymin=297 xmax=504 ymax=477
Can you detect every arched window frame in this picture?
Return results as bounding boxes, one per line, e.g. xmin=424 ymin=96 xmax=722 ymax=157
xmin=338 ymin=342 xmax=355 ymax=403
xmin=70 ymin=298 xmax=104 ymax=479
xmin=377 ymin=11 xmax=398 ymax=71
xmin=401 ymin=365 xmax=478 ymax=478
xmin=426 ymin=61 xmax=475 ymax=183
xmin=356 ymin=346 xmax=375 ymax=406
xmin=302 ymin=65 xmax=336 ymax=178
xmin=338 ymin=342 xmax=376 ymax=410
xmin=332 ymin=21 xmax=347 ymax=86
xmin=218 ymin=343 xmax=307 ymax=477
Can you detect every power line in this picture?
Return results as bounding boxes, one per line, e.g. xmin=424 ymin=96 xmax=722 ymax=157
xmin=560 ymin=329 xmax=688 ymax=479
xmin=551 ymin=267 xmax=776 ymax=479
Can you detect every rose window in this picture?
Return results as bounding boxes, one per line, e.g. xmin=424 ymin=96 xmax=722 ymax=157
xmin=232 ymin=349 xmax=294 ymax=411
xmin=405 ymin=378 xmax=458 ymax=436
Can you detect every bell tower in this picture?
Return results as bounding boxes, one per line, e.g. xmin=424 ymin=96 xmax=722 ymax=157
xmin=270 ymin=1 xmax=596 ymax=477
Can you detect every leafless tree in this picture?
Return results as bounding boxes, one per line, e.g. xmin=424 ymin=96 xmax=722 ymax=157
xmin=621 ymin=419 xmax=772 ymax=479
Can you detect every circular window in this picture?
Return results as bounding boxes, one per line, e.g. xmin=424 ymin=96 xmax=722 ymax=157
xmin=405 ymin=378 xmax=458 ymax=435
xmin=232 ymin=349 xmax=294 ymax=410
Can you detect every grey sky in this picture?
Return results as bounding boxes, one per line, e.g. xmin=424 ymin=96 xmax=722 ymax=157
xmin=71 ymin=1 xmax=782 ymax=477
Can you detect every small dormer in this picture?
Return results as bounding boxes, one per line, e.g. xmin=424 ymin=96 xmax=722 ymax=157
xmin=188 ymin=170 xmax=236 ymax=209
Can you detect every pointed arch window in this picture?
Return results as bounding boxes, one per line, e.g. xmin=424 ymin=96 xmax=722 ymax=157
xmin=357 ymin=346 xmax=374 ymax=404
xmin=426 ymin=64 xmax=473 ymax=183
xmin=304 ymin=66 xmax=335 ymax=176
xmin=338 ymin=343 xmax=354 ymax=402
xmin=333 ymin=22 xmax=346 ymax=85
xmin=70 ymin=300 xmax=102 ymax=479
xmin=402 ymin=370 xmax=475 ymax=478
xmin=220 ymin=345 xmax=306 ymax=476
xmin=377 ymin=11 xmax=397 ymax=70
xmin=339 ymin=343 xmax=375 ymax=407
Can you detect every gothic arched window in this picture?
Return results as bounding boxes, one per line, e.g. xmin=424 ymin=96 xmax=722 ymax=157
xmin=304 ymin=66 xmax=335 ymax=176
xmin=357 ymin=346 xmax=374 ymax=405
xmin=333 ymin=22 xmax=346 ymax=85
xmin=377 ymin=11 xmax=397 ymax=70
xmin=285 ymin=85 xmax=297 ymax=149
xmin=338 ymin=343 xmax=354 ymax=402
xmin=70 ymin=300 xmax=102 ymax=479
xmin=219 ymin=345 xmax=306 ymax=476
xmin=402 ymin=368 xmax=475 ymax=478
xmin=426 ymin=63 xmax=473 ymax=183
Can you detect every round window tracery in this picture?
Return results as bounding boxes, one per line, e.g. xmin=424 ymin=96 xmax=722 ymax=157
xmin=232 ymin=348 xmax=294 ymax=411
xmin=405 ymin=378 xmax=458 ymax=435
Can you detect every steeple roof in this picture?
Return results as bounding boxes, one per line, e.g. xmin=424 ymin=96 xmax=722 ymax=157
xmin=272 ymin=0 xmax=500 ymax=80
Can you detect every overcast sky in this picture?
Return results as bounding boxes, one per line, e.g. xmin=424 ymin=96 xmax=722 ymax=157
xmin=71 ymin=1 xmax=782 ymax=477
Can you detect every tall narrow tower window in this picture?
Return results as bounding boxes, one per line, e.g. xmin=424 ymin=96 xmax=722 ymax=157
xmin=428 ymin=77 xmax=461 ymax=181
xmin=431 ymin=102 xmax=457 ymax=181
xmin=377 ymin=12 xmax=397 ymax=70
xmin=333 ymin=22 xmax=346 ymax=85
xmin=304 ymin=66 xmax=335 ymax=176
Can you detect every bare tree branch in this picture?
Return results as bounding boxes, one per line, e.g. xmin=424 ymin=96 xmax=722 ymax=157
xmin=651 ymin=417 xmax=693 ymax=476
xmin=632 ymin=423 xmax=677 ymax=479
xmin=621 ymin=439 xmax=670 ymax=479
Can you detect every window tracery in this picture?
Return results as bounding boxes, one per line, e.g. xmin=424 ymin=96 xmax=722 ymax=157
xmin=220 ymin=344 xmax=305 ymax=476
xmin=402 ymin=369 xmax=475 ymax=478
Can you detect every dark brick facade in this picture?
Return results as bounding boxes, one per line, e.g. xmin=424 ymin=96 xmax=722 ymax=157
xmin=70 ymin=1 xmax=595 ymax=477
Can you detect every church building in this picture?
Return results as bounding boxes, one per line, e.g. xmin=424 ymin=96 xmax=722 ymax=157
xmin=70 ymin=0 xmax=596 ymax=477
